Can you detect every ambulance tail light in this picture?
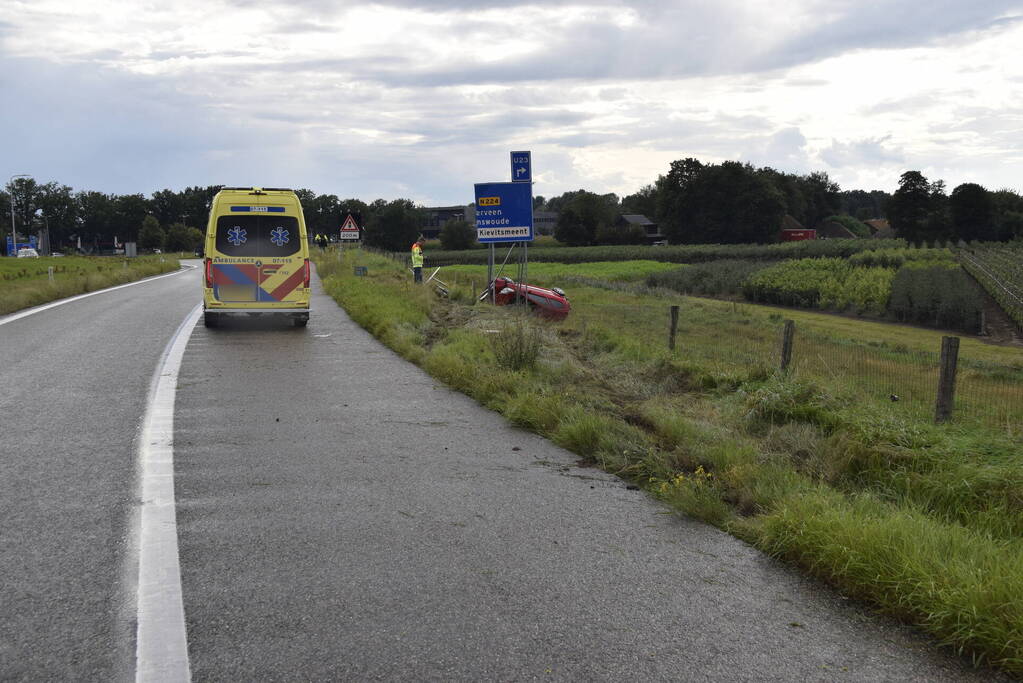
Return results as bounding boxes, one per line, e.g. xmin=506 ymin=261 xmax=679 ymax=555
xmin=303 ymin=258 xmax=310 ymax=288
xmin=204 ymin=258 xmax=213 ymax=288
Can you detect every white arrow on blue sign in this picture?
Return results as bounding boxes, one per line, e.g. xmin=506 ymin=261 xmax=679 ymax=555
xmin=510 ymin=150 xmax=532 ymax=183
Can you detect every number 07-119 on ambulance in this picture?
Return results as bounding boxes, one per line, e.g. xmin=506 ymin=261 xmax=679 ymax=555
xmin=202 ymin=187 xmax=311 ymax=328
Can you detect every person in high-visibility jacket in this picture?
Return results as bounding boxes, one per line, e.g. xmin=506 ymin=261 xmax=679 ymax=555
xmin=410 ymin=238 xmax=424 ymax=283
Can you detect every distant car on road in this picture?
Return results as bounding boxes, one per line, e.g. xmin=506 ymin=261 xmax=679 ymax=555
xmin=17 ymin=248 xmax=40 ymax=258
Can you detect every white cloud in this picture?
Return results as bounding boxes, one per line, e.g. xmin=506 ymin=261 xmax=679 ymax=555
xmin=1 ymin=0 xmax=1022 ymax=202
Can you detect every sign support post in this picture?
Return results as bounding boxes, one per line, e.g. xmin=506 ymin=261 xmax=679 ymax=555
xmin=475 ymin=150 xmax=535 ymax=304
xmin=487 ymin=244 xmax=495 ymax=304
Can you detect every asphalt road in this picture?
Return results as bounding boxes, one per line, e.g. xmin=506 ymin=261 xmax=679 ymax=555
xmin=0 ymin=262 xmax=1009 ymax=681
xmin=1 ymin=266 xmax=199 ymax=680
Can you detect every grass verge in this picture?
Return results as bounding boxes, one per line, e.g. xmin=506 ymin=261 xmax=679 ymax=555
xmin=0 ymin=255 xmax=181 ymax=315
xmin=314 ymin=248 xmax=1023 ymax=676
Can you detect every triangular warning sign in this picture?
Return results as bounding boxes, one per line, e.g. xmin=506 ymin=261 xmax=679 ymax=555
xmin=340 ymin=214 xmax=360 ymax=232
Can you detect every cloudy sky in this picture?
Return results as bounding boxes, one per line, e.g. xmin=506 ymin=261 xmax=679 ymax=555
xmin=2 ymin=0 xmax=1022 ymax=205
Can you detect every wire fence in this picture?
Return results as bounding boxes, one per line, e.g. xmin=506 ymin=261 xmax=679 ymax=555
xmin=322 ymin=250 xmax=1022 ymax=433
xmin=565 ymin=301 xmax=1023 ymax=433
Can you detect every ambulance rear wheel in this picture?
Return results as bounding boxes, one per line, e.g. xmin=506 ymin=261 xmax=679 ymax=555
xmin=293 ymin=315 xmax=308 ymax=328
xmin=204 ymin=312 xmax=220 ymax=328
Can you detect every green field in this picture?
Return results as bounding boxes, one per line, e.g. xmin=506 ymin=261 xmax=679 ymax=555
xmin=442 ymin=259 xmax=678 ymax=284
xmin=0 ymin=255 xmax=181 ymax=315
xmin=961 ymin=244 xmax=1023 ymax=328
xmin=424 ymin=238 xmax=909 ymax=266
xmin=314 ymin=249 xmax=1023 ymax=676
xmin=420 ymin=241 xmax=1014 ymax=337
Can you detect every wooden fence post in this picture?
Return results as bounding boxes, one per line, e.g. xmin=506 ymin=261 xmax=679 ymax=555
xmin=780 ymin=320 xmax=795 ymax=371
xmin=668 ymin=305 xmax=679 ymax=351
xmin=935 ymin=336 xmax=960 ymax=423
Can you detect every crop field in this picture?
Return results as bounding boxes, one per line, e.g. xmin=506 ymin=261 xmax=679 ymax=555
xmin=442 ymin=259 xmax=678 ymax=285
xmin=960 ymin=244 xmax=1023 ymax=330
xmin=314 ymin=249 xmax=1023 ymax=675
xmin=425 ymin=238 xmax=908 ymax=267
xmin=0 ymin=255 xmax=180 ymax=315
xmin=428 ymin=241 xmax=1000 ymax=336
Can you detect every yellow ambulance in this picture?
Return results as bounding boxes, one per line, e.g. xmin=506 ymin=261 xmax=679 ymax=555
xmin=202 ymin=187 xmax=311 ymax=327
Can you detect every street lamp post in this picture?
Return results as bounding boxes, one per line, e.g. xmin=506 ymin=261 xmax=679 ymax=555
xmin=8 ymin=174 xmax=31 ymax=256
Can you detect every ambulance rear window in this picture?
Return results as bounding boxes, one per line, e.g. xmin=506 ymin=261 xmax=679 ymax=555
xmin=215 ymin=215 xmax=301 ymax=257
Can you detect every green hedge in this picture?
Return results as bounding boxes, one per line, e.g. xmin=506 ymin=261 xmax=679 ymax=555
xmin=847 ymin=247 xmax=955 ymax=268
xmin=889 ymin=263 xmax=983 ymax=333
xmin=743 ymin=258 xmax=894 ymax=314
xmin=646 ymin=259 xmax=774 ymax=297
xmin=424 ymin=238 xmax=909 ymax=267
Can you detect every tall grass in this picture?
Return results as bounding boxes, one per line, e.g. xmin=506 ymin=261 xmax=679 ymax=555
xmin=312 ymin=248 xmax=1023 ymax=676
xmin=0 ymin=256 xmax=180 ymax=315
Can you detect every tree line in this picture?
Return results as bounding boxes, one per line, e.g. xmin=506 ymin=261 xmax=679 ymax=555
xmin=539 ymin=159 xmax=1023 ymax=247
xmin=887 ymin=171 xmax=1023 ymax=244
xmin=5 ymin=162 xmax=1021 ymax=256
xmin=0 ymin=179 xmax=383 ymax=254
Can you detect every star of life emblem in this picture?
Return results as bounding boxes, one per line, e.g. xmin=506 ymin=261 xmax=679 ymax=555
xmin=270 ymin=227 xmax=290 ymax=247
xmin=227 ymin=226 xmax=247 ymax=246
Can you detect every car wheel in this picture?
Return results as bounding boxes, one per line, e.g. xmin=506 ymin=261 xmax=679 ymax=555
xmin=294 ymin=316 xmax=308 ymax=328
xmin=203 ymin=312 xmax=219 ymax=328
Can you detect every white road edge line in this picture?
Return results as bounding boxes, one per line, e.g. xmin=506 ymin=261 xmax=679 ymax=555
xmin=135 ymin=303 xmax=202 ymax=682
xmin=0 ymin=264 xmax=195 ymax=327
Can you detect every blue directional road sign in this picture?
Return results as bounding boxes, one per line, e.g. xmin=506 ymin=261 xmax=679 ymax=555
xmin=474 ymin=182 xmax=534 ymax=243
xmin=510 ymin=150 xmax=532 ymax=183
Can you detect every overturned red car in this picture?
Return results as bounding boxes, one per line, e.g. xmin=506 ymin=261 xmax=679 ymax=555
xmin=480 ymin=276 xmax=571 ymax=320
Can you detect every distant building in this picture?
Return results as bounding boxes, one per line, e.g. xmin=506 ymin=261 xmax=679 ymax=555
xmin=781 ymin=214 xmax=805 ymax=231
xmin=615 ymin=214 xmax=663 ymax=243
xmin=817 ymin=219 xmax=858 ymax=239
xmin=533 ymin=211 xmax=558 ymax=235
xmin=421 ymin=206 xmax=472 ymax=239
xmin=864 ymin=218 xmax=893 ymax=238
xmin=779 ymin=215 xmax=817 ymax=241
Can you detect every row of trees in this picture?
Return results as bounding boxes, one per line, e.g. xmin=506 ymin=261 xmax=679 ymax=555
xmin=540 ymin=160 xmax=1023 ymax=247
xmin=6 ymin=163 xmax=1022 ymax=255
xmin=0 ymin=179 xmax=386 ymax=254
xmin=541 ymin=159 xmax=844 ymax=246
xmin=888 ymin=171 xmax=1023 ymax=244
xmin=0 ymin=179 xmax=226 ymax=253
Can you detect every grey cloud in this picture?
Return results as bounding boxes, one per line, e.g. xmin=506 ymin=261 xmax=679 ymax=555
xmin=763 ymin=2 xmax=1023 ymax=71
xmin=385 ymin=108 xmax=595 ymax=147
xmin=254 ymin=2 xmax=1023 ymax=88
xmin=275 ymin=21 xmax=338 ymax=34
xmin=0 ymin=56 xmax=263 ymax=194
xmin=864 ymin=89 xmax=983 ymax=117
xmin=865 ymin=93 xmax=945 ymax=116
xmin=536 ymin=131 xmax=627 ymax=148
xmin=599 ymin=88 xmax=628 ymax=101
xmin=820 ymin=136 xmax=905 ymax=167
xmin=784 ymin=78 xmax=829 ymax=88
xmin=75 ymin=48 xmax=125 ymax=61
